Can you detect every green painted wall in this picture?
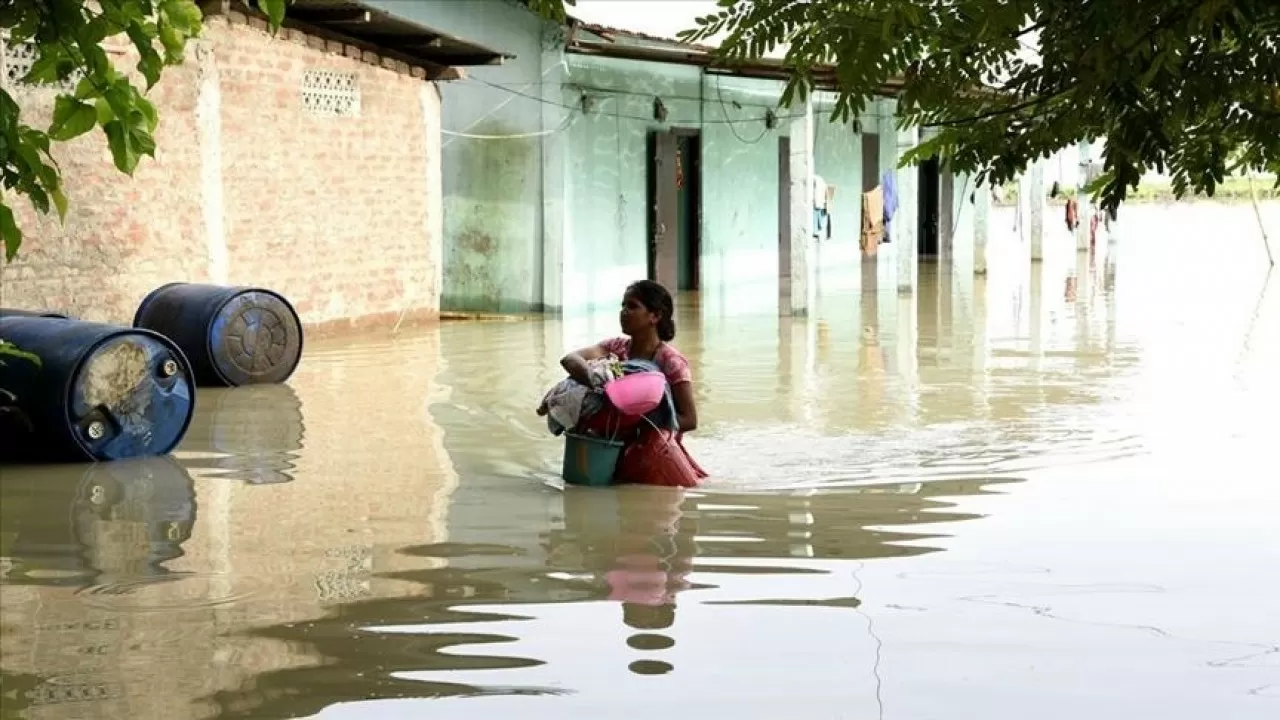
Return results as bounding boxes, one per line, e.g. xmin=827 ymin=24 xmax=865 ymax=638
xmin=415 ymin=0 xmax=911 ymax=315
xmin=556 ymin=56 xmax=889 ymax=317
xmin=395 ymin=0 xmax=553 ymax=313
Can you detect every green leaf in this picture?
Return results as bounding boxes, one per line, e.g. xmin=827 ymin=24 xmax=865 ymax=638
xmin=257 ymin=0 xmax=288 ymax=29
xmin=95 ymin=98 xmax=117 ymax=125
xmin=0 ymin=340 xmax=42 ymax=368
xmin=0 ymin=204 xmax=21 ymax=263
xmin=135 ymin=98 xmax=159 ymax=133
xmin=48 ymin=95 xmax=99 ymax=142
xmin=126 ymin=24 xmax=165 ymax=89
xmin=161 ymin=0 xmax=206 ymax=34
xmin=103 ymin=120 xmax=141 ymax=174
xmin=157 ymin=20 xmax=186 ymax=60
xmin=51 ymin=185 xmax=68 ymax=221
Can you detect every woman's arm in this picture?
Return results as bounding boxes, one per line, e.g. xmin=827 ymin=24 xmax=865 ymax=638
xmin=561 ymin=344 xmax=608 ymax=386
xmin=671 ymin=381 xmax=698 ymax=432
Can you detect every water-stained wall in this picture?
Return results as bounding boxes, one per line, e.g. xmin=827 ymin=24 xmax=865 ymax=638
xmin=416 ymin=2 xmax=918 ymax=316
xmin=557 ymin=56 xmax=895 ymax=316
xmin=376 ymin=0 xmax=555 ymax=313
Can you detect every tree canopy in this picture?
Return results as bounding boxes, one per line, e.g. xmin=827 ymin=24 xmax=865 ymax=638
xmin=0 ymin=0 xmax=287 ymax=262
xmin=673 ymin=0 xmax=1279 ymax=213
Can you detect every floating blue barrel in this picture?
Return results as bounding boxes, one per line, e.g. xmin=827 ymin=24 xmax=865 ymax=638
xmin=0 ymin=308 xmax=70 ymax=319
xmin=132 ymin=282 xmax=303 ymax=387
xmin=0 ymin=316 xmax=196 ymax=463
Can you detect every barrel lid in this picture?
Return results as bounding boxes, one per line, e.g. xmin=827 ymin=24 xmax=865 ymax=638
xmin=69 ymin=333 xmax=195 ymax=461
xmin=208 ymin=290 xmax=303 ymax=386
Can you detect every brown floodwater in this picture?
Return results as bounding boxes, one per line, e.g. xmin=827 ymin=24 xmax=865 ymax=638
xmin=1 ymin=203 xmax=1278 ymax=719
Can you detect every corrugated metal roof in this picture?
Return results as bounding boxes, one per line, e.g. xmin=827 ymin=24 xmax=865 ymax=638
xmin=275 ymin=0 xmax=514 ymax=70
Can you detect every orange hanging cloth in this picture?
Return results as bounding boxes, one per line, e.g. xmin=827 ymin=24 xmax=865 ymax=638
xmin=1065 ymin=197 xmax=1079 ymax=231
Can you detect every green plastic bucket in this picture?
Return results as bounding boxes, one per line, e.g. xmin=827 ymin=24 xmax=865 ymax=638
xmin=562 ymin=432 xmax=625 ymax=487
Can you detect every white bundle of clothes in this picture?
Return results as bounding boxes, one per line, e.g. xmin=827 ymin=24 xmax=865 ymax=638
xmin=536 ymin=354 xmax=623 ymax=435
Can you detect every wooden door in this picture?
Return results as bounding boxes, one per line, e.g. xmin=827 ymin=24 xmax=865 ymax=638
xmin=649 ymin=131 xmax=679 ymax=290
xmin=777 ymin=136 xmax=792 ymax=289
xmin=861 ymin=133 xmax=881 ymax=192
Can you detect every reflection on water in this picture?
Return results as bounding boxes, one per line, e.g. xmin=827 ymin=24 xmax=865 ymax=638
xmin=0 ymin=457 xmax=195 ymax=589
xmin=2 ymin=204 xmax=1278 ymax=719
xmin=178 ymin=385 xmax=305 ymax=485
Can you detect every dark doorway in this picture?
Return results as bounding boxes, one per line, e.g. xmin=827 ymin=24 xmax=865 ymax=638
xmin=647 ymin=129 xmax=701 ymax=291
xmin=778 ymin=136 xmax=791 ymax=301
xmin=917 ymin=155 xmax=942 ymax=257
xmin=861 ymin=133 xmax=880 ymax=192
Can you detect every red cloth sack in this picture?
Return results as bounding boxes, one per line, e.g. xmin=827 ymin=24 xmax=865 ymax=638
xmin=614 ymin=428 xmax=708 ymax=488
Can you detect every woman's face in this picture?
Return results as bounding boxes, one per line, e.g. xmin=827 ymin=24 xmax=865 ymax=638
xmin=620 ymin=292 xmax=656 ymax=336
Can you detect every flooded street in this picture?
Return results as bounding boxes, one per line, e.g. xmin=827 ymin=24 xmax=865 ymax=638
xmin=2 ymin=203 xmax=1278 ymax=719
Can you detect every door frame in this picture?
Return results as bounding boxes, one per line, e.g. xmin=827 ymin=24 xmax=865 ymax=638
xmin=647 ymin=127 xmax=702 ymax=292
xmin=778 ymin=135 xmax=791 ymax=302
xmin=917 ymin=154 xmax=942 ymax=258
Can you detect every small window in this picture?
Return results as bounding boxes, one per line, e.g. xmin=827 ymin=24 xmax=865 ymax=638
xmin=1 ymin=37 xmax=80 ymax=91
xmin=301 ymin=69 xmax=361 ymax=118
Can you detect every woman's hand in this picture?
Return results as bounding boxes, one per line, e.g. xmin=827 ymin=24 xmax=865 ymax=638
xmin=561 ymin=344 xmax=606 ymax=386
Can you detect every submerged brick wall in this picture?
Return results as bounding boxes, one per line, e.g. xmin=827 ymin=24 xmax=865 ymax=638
xmin=0 ymin=13 xmax=443 ymax=331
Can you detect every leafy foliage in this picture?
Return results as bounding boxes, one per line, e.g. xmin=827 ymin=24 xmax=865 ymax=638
xmin=0 ymin=0 xmax=289 ymax=263
xmin=523 ymin=0 xmax=575 ymax=24
xmin=0 ymin=338 xmax=41 ymax=403
xmin=679 ymin=0 xmax=1280 ymax=213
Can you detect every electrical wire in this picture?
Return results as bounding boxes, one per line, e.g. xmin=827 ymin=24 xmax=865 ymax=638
xmin=475 ymin=78 xmax=784 ymax=111
xmin=441 ymin=109 xmax=577 ymax=140
xmin=441 ymin=58 xmax=570 ymax=146
xmin=715 ymin=75 xmax=771 ymax=145
xmin=458 ymin=73 xmax=800 ymax=128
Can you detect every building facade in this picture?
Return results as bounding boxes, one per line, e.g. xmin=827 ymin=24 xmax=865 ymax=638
xmin=429 ymin=6 xmax=990 ymax=317
xmin=0 ymin=1 xmax=507 ymax=333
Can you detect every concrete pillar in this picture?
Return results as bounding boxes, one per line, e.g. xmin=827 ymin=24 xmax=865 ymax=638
xmin=1029 ymin=160 xmax=1046 ymax=262
xmin=194 ymin=41 xmax=228 ymax=286
xmin=787 ymin=96 xmax=815 ymax=315
xmin=1029 ymin=262 xmax=1044 ymax=370
xmin=1075 ymin=141 xmax=1092 ymax=252
xmin=540 ymin=42 xmax=570 ymax=313
xmin=423 ymin=84 xmax=445 ymax=313
xmin=895 ymin=127 xmax=919 ymax=293
xmin=877 ymin=99 xmax=898 ymax=232
xmin=1074 ymin=249 xmax=1092 ymax=303
xmin=973 ymin=180 xmax=989 ymax=275
xmin=971 ymin=273 xmax=991 ymax=417
xmin=895 ymin=292 xmax=918 ymax=425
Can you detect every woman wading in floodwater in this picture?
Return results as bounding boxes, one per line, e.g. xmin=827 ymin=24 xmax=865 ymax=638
xmin=560 ymin=280 xmax=707 ymax=487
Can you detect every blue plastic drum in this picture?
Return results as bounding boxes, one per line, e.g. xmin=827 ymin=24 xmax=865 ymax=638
xmin=0 ymin=316 xmax=196 ymax=462
xmin=132 ymin=282 xmax=303 ymax=387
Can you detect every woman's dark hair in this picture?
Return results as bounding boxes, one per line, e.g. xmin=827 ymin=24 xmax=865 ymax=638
xmin=626 ymin=280 xmax=676 ymax=342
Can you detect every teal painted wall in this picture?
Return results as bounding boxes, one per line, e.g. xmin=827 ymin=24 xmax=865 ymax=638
xmin=390 ymin=0 xmax=914 ymax=315
xmin=371 ymin=0 xmax=556 ymax=313
xmin=556 ymin=57 xmax=702 ymax=314
xmin=556 ymin=56 xmax=890 ymax=317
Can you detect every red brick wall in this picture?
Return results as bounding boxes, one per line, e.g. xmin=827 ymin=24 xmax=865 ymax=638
xmin=0 ymin=13 xmax=443 ymax=331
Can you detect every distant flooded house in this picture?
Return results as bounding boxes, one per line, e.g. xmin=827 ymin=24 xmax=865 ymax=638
xmin=421 ymin=0 xmax=990 ymax=318
xmin=0 ymin=0 xmax=511 ymax=331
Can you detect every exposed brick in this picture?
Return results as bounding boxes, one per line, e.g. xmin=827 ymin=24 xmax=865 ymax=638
xmin=0 ymin=21 xmax=442 ymax=331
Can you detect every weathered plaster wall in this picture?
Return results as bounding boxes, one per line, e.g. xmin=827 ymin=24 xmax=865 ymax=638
xmin=557 ymin=55 xmax=682 ymax=314
xmin=556 ymin=56 xmax=889 ymax=316
xmin=379 ymin=0 xmax=554 ymax=313
xmin=0 ymin=15 xmax=443 ymax=331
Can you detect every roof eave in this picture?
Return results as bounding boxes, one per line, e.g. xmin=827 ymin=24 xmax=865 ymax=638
xmin=567 ymin=39 xmax=905 ymax=98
